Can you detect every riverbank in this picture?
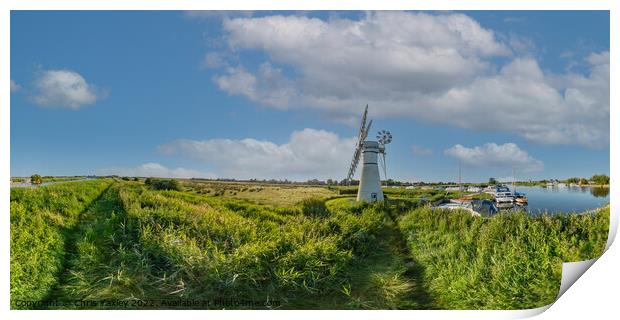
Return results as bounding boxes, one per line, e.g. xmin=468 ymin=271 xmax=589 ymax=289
xmin=397 ymin=205 xmax=609 ymax=309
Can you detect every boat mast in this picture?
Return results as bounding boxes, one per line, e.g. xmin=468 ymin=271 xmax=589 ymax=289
xmin=458 ymin=161 xmax=462 ymax=192
xmin=512 ymin=165 xmax=516 ymax=192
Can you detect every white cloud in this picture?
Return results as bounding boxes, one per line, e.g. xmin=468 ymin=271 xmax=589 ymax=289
xmin=221 ymin=12 xmax=508 ymax=98
xmin=214 ymin=63 xmax=296 ymax=108
xmin=203 ymin=52 xmax=226 ymax=69
xmin=157 ymin=128 xmax=357 ymax=180
xmin=207 ymin=12 xmax=609 ymax=147
xmin=444 ymin=143 xmax=543 ymax=172
xmin=33 ymin=69 xmax=102 ymax=109
xmin=97 ymin=162 xmax=216 ymax=179
xmin=411 ymin=145 xmax=433 ymax=156
xmin=10 ymin=79 xmax=21 ymax=93
xmin=587 ymin=51 xmax=609 ymax=65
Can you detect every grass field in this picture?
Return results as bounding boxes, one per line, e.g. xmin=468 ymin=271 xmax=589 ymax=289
xmin=183 ymin=180 xmax=338 ymax=206
xmin=10 ymin=179 xmax=610 ymax=309
xmin=397 ymin=205 xmax=609 ymax=309
xmin=10 ymin=179 xmax=114 ymax=304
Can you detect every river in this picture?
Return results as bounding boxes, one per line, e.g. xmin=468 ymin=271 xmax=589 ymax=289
xmin=507 ymin=185 xmax=609 ymax=215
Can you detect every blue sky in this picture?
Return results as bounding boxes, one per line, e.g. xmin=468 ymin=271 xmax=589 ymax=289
xmin=10 ymin=11 xmax=609 ymax=182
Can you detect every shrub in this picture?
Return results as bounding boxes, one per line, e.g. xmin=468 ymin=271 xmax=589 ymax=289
xmin=591 ymin=174 xmax=610 ymax=185
xmin=145 ymin=178 xmax=182 ymax=191
xmin=30 ymin=174 xmax=42 ymax=184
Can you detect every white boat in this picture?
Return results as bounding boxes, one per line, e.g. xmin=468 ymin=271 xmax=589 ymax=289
xmin=490 ymin=186 xmax=515 ymax=203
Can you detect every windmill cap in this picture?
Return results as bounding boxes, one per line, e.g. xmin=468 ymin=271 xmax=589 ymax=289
xmin=363 ymin=141 xmax=380 ymax=148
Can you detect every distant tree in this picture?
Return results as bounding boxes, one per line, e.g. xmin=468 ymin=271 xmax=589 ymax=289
xmin=148 ymin=178 xmax=182 ymax=191
xmin=566 ymin=177 xmax=581 ymax=184
xmin=133 ymin=177 xmax=139 ymax=181
xmin=579 ymin=178 xmax=589 ymax=185
xmin=590 ymin=174 xmax=610 ymax=185
xmin=488 ymin=177 xmax=497 ymax=185
xmin=30 ymin=174 xmax=42 ymax=184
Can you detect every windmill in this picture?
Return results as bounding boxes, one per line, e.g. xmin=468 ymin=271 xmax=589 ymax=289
xmin=346 ymin=105 xmax=392 ymax=202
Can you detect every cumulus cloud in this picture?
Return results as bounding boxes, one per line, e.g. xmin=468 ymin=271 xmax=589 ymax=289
xmin=411 ymin=145 xmax=433 ymax=156
xmin=206 ymin=12 xmax=609 ymax=147
xmin=214 ymin=63 xmax=296 ymax=108
xmin=203 ymin=52 xmax=226 ymax=69
xmin=10 ymin=79 xmax=21 ymax=93
xmin=97 ymin=162 xmax=216 ymax=179
xmin=222 ymin=12 xmax=508 ymax=97
xmin=444 ymin=143 xmax=543 ymax=172
xmin=157 ymin=128 xmax=357 ymax=180
xmin=33 ymin=69 xmax=103 ymax=109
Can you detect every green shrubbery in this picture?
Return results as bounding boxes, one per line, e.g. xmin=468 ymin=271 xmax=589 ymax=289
xmin=397 ymin=206 xmax=609 ymax=309
xmin=10 ymin=179 xmax=113 ymax=307
xmin=299 ymin=198 xmax=330 ymax=218
xmin=30 ymin=174 xmax=43 ymax=184
xmin=591 ymin=174 xmax=610 ymax=185
xmin=145 ymin=178 xmax=182 ymax=191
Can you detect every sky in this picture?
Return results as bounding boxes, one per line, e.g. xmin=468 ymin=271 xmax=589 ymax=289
xmin=10 ymin=11 xmax=610 ymax=183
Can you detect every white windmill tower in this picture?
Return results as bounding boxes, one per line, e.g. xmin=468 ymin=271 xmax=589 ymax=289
xmin=346 ymin=106 xmax=393 ymax=202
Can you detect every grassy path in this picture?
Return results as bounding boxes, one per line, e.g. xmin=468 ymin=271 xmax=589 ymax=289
xmin=43 ymin=183 xmax=130 ymax=306
xmin=339 ymin=210 xmax=435 ymax=309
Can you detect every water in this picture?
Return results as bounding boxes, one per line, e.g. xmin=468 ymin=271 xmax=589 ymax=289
xmin=10 ymin=178 xmax=92 ymax=189
xmin=505 ymin=185 xmax=610 ymax=215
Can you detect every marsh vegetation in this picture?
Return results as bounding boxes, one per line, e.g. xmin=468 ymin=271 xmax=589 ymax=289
xmin=10 ymin=179 xmax=609 ymax=309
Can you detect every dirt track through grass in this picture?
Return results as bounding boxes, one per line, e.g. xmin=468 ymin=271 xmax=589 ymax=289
xmin=43 ymin=183 xmax=124 ymax=306
xmin=385 ymin=212 xmax=435 ymax=309
xmin=330 ymin=204 xmax=435 ymax=310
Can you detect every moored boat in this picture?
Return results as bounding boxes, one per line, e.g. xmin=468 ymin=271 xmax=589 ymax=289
xmin=489 ymin=185 xmax=515 ymax=203
xmin=514 ymin=192 xmax=528 ymax=205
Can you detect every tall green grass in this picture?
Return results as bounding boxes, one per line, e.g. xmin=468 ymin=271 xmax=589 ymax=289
xmin=11 ymin=179 xmax=610 ymax=310
xmin=47 ymin=184 xmax=385 ymax=308
xmin=10 ymin=179 xmax=113 ymax=307
xmin=397 ymin=206 xmax=609 ymax=309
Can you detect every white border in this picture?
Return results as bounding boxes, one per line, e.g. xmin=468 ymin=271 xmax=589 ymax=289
xmin=1 ymin=1 xmax=617 ymax=319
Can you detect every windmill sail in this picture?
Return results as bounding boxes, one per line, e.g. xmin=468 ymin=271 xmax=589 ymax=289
xmin=346 ymin=105 xmax=370 ymax=183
